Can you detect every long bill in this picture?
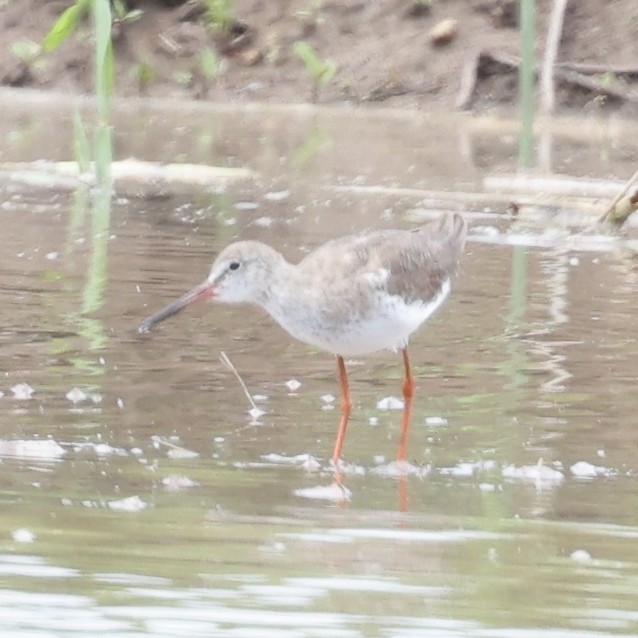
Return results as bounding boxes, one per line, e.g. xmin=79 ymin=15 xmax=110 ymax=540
xmin=138 ymin=280 xmax=215 ymax=333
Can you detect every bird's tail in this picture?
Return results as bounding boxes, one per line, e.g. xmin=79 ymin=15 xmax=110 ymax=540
xmin=428 ymin=212 xmax=467 ymax=252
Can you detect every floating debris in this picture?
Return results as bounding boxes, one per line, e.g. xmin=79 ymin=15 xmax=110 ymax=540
xmin=294 ymin=482 xmax=352 ymax=502
xmin=376 ymin=396 xmax=404 ymax=410
xmin=330 ymin=459 xmax=366 ymax=476
xmin=219 ymin=351 xmax=265 ymax=422
xmin=252 ymin=216 xmax=273 ymax=227
xmin=261 ymin=452 xmax=318 ymax=467
xmin=162 ymin=475 xmax=199 ymax=491
xmin=65 ymin=387 xmax=87 ymax=404
xmin=233 ymin=201 xmax=259 ymax=211
xmin=167 ymin=447 xmax=199 ymax=460
xmin=301 ymin=456 xmax=321 ymax=472
xmin=425 ymin=416 xmax=448 ymax=426
xmin=285 ymin=379 xmax=302 ymax=392
xmin=152 ymin=436 xmax=199 ymax=459
xmin=570 ymin=549 xmax=592 ymax=562
xmin=371 ymin=460 xmax=429 ymax=477
xmin=570 ymin=461 xmax=610 ymax=478
xmin=93 ymin=443 xmax=126 ymax=457
xmin=12 ymin=528 xmax=36 ymax=543
xmin=107 ymin=495 xmax=148 ymax=512
xmin=11 ymin=383 xmax=34 ymax=400
xmin=249 ymin=406 xmax=266 ymax=420
xmin=1 ymin=159 xmax=255 ymax=190
xmin=0 ymin=439 xmax=65 ymax=460
xmin=264 ymin=190 xmax=290 ymax=202
xmin=440 ymin=462 xmax=480 ymax=477
xmin=502 ymin=463 xmax=565 ymax=486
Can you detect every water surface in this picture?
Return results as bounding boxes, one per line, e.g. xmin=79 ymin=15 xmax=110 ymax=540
xmin=1 ymin=91 xmax=638 ymax=636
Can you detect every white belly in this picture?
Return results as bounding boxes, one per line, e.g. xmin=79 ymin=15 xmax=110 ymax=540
xmin=269 ymin=279 xmax=451 ymax=357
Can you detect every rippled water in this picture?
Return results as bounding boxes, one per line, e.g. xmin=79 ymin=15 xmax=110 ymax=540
xmin=1 ymin=90 xmax=638 ymax=636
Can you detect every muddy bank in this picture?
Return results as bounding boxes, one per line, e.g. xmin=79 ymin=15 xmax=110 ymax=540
xmin=1 ymin=0 xmax=637 ymax=114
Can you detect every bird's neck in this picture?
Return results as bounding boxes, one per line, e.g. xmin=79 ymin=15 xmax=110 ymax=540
xmin=259 ymin=258 xmax=305 ymax=318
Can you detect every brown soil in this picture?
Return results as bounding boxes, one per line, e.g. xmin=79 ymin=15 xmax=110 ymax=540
xmin=1 ymin=0 xmax=637 ymax=113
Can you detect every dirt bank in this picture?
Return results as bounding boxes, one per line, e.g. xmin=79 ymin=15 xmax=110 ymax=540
xmin=1 ymin=0 xmax=637 ymax=113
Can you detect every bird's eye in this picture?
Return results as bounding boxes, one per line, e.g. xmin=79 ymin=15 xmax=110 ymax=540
xmin=229 ymin=261 xmax=241 ymax=271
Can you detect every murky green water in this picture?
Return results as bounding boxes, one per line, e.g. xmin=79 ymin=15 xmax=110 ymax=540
xmin=1 ymin=90 xmax=638 ymax=636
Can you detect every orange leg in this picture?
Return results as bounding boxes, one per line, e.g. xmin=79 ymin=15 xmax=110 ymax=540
xmin=397 ymin=347 xmax=415 ymax=462
xmin=331 ymin=355 xmax=352 ymax=466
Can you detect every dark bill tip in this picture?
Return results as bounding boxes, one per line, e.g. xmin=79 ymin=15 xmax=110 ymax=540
xmin=138 ymin=281 xmax=214 ymax=334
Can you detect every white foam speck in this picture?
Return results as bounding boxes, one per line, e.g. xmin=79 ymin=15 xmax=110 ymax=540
xmin=261 ymin=452 xmax=317 ymax=467
xmin=167 ymin=447 xmax=199 ymax=460
xmin=294 ymin=483 xmax=352 ymax=502
xmin=425 ymin=416 xmax=448 ymax=426
xmin=252 ymin=216 xmax=273 ymax=227
xmin=233 ymin=201 xmax=259 ymax=211
xmin=162 ymin=475 xmax=199 ymax=491
xmin=372 ymin=460 xmax=429 ymax=478
xmin=570 ymin=461 xmax=608 ymax=478
xmin=0 ymin=439 xmax=65 ymax=460
xmin=11 ymin=383 xmax=34 ymax=400
xmin=285 ymin=379 xmax=301 ymax=392
xmin=107 ymin=495 xmax=148 ymax=512
xmin=249 ymin=406 xmax=266 ymax=420
xmin=12 ymin=529 xmax=36 ymax=543
xmin=502 ymin=463 xmax=564 ymax=486
xmin=440 ymin=462 xmax=478 ymax=477
xmin=66 ymin=387 xmax=87 ymax=404
xmin=264 ymin=190 xmax=290 ymax=202
xmin=93 ymin=443 xmax=119 ymax=456
xmin=376 ymin=396 xmax=404 ymax=411
xmin=570 ymin=549 xmax=592 ymax=562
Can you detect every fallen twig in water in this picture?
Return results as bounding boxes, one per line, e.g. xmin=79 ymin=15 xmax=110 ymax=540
xmin=151 ymin=435 xmax=199 ymax=459
xmin=219 ymin=351 xmax=264 ymax=420
xmin=0 ymin=158 xmax=255 ymax=191
xmin=483 ymin=173 xmax=625 ymax=199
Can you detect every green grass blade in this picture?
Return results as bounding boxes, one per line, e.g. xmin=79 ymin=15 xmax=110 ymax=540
xmin=43 ymin=0 xmax=90 ymax=52
xmin=293 ymin=41 xmax=324 ymax=78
